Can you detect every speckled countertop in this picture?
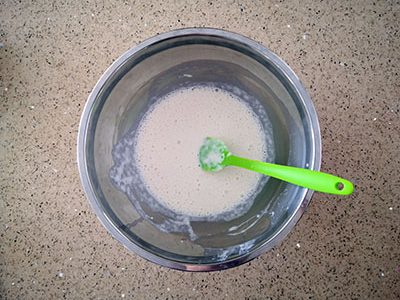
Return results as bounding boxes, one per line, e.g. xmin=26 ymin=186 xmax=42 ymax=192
xmin=1 ymin=0 xmax=399 ymax=299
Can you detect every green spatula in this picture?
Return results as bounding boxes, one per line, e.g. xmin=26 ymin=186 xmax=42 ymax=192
xmin=199 ymin=137 xmax=354 ymax=195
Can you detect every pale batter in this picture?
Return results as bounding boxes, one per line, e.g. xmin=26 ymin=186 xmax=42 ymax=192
xmin=133 ymin=86 xmax=267 ymax=217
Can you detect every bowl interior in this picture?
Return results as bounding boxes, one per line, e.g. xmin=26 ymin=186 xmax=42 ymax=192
xmin=81 ymin=31 xmax=318 ymax=269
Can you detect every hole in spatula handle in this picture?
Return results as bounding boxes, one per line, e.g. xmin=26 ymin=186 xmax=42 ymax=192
xmin=336 ymin=182 xmax=344 ymax=191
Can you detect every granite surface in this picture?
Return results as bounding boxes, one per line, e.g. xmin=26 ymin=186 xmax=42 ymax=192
xmin=1 ymin=0 xmax=399 ymax=299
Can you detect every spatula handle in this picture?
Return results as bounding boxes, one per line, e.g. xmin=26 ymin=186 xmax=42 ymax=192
xmin=225 ymin=155 xmax=354 ymax=195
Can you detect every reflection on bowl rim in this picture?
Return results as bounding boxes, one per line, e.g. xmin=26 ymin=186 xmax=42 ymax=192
xmin=77 ymin=28 xmax=321 ymax=271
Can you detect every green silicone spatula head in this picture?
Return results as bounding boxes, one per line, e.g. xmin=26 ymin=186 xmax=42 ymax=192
xmin=199 ymin=137 xmax=354 ymax=195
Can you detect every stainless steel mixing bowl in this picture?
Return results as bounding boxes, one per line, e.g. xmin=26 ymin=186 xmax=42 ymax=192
xmin=78 ymin=28 xmax=321 ymax=271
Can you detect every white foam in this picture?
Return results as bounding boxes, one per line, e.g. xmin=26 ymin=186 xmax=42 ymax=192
xmin=110 ymin=84 xmax=275 ymax=239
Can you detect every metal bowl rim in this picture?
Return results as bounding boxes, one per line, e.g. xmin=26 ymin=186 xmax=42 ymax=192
xmin=77 ymin=27 xmax=322 ymax=271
